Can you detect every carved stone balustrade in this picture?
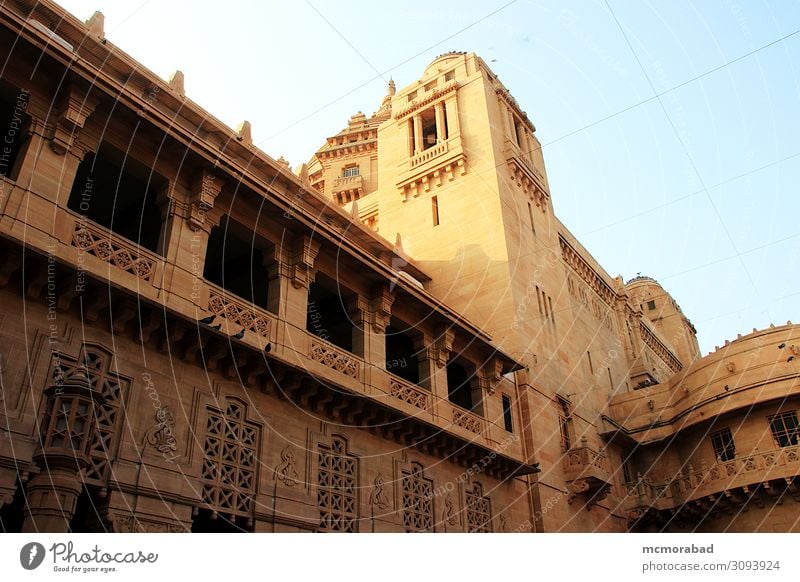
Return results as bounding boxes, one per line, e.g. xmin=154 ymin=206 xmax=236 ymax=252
xmin=563 ymin=437 xmax=613 ymax=507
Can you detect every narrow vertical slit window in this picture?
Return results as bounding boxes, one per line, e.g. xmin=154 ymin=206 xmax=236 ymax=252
xmin=528 ymin=202 xmax=536 ymax=236
xmin=502 ymin=395 xmax=513 ymax=433
xmin=432 ymin=195 xmax=440 ymax=226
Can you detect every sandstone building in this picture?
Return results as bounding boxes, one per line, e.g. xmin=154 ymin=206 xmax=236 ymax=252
xmin=0 ymin=1 xmax=798 ymax=533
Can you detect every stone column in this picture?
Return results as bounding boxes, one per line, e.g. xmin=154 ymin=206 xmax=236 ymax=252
xmin=435 ymin=102 xmax=445 ymax=143
xmin=413 ymin=115 xmax=423 ymax=154
xmin=269 ymin=235 xmax=320 ymax=330
xmin=444 ymin=98 xmax=460 ymax=137
xmin=160 ymin=170 xmax=224 ymax=309
xmin=428 ymin=328 xmax=454 ymax=417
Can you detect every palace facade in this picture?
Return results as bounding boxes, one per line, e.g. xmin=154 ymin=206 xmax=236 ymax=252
xmin=0 ymin=0 xmax=797 ymax=533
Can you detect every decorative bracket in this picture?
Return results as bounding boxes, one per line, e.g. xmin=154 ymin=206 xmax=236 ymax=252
xmin=187 ymin=169 xmax=224 ymax=232
xmin=368 ymin=285 xmax=395 ymax=333
xmin=431 ymin=328 xmax=454 ymax=368
xmin=477 ymin=356 xmax=503 ymax=394
xmin=48 ymin=82 xmax=98 ymax=155
xmin=288 ymin=235 xmax=321 ymax=290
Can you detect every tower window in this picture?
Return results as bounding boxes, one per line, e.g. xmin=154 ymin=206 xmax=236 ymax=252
xmin=432 ymin=196 xmax=439 ymax=226
xmin=769 ymin=411 xmax=799 ymax=448
xmin=420 ymin=108 xmax=437 ymax=149
xmin=710 ymin=428 xmax=735 ymax=462
xmin=647 ymin=300 xmax=656 ymax=310
xmin=342 ymin=165 xmax=360 ymax=178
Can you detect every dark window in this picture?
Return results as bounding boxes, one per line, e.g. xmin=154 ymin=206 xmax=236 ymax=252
xmin=385 ymin=322 xmax=420 ymax=385
xmin=432 ymin=196 xmax=439 ymax=226
xmin=67 ymin=145 xmax=164 ymax=253
xmin=710 ymin=428 xmax=735 ymax=461
xmin=446 ymin=360 xmax=473 ymax=410
xmin=342 ymin=165 xmax=359 ymax=178
xmin=647 ymin=300 xmax=656 ymax=310
xmin=306 ymin=276 xmax=357 ymax=354
xmin=420 ymin=108 xmax=437 ymax=149
xmin=203 ymin=220 xmax=270 ymax=309
xmin=621 ymin=456 xmax=633 ymax=483
xmin=527 ymin=202 xmax=536 ymax=236
xmin=769 ymin=411 xmax=799 ymax=448
xmin=502 ymin=394 xmax=513 ymax=433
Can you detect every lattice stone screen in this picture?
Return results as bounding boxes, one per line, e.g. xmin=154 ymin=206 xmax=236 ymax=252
xmin=465 ymin=483 xmax=492 ymax=533
xmin=401 ymin=463 xmax=433 ymax=532
xmin=200 ymin=400 xmax=259 ymax=520
xmin=317 ymin=436 xmax=358 ymax=532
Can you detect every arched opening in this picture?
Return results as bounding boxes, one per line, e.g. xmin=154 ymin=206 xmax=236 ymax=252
xmin=0 ymin=478 xmax=27 ymax=533
xmin=385 ymin=318 xmax=421 ymax=385
xmin=447 ymin=358 xmax=479 ymax=412
xmin=67 ymin=143 xmax=165 ymax=253
xmin=203 ymin=218 xmax=271 ymax=310
xmin=306 ymin=274 xmax=358 ymax=354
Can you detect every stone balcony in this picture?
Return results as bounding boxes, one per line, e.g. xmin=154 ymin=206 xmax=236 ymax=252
xmin=332 ymin=174 xmax=364 ymax=204
xmin=563 ymin=437 xmax=614 ymax=507
xmin=624 ymin=444 xmax=800 ymax=525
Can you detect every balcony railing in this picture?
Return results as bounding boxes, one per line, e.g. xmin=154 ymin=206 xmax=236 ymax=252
xmin=452 ymin=406 xmax=484 ymax=435
xmin=625 ymin=443 xmax=800 ymax=510
xmin=389 ymin=376 xmax=429 ymax=411
xmin=309 ymin=337 xmax=362 ymax=380
xmin=332 ymin=174 xmax=363 ymax=193
xmin=71 ymin=219 xmax=159 ymax=283
xmin=563 ymin=437 xmax=614 ymax=505
xmin=205 ymin=282 xmax=273 ymax=339
xmin=410 ymin=140 xmax=448 ymax=169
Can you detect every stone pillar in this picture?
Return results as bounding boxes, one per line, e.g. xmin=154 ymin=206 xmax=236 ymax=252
xmin=413 ymin=115 xmax=423 ymax=154
xmin=348 ymin=286 xmax=394 ymax=365
xmin=444 ymin=98 xmax=460 ymax=137
xmin=435 ymin=102 xmax=445 ymax=143
xmin=269 ymin=235 xmax=320 ymax=330
xmin=160 ymin=170 xmax=224 ymax=309
xmin=428 ymin=328 xmax=454 ymax=416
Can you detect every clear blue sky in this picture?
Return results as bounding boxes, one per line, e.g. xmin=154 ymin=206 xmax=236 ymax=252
xmin=57 ymin=0 xmax=800 ymax=354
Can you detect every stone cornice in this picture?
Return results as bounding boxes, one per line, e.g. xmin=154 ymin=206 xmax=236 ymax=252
xmin=393 ymin=80 xmax=458 ymax=120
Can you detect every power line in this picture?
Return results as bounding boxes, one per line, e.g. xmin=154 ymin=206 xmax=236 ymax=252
xmin=261 ymin=0 xmax=518 ymax=142
xmin=542 ymin=26 xmax=800 ymax=150
xmin=604 ymin=0 xmax=763 ymax=301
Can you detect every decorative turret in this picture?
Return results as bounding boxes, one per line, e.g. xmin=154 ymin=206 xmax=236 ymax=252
xmin=625 ymin=275 xmax=700 ymax=366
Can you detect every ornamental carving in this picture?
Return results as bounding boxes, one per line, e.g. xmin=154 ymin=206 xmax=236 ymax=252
xmin=72 ymin=223 xmax=156 ymax=282
xmin=207 ymin=287 xmax=271 ymax=338
xmin=443 ymin=493 xmax=458 ymax=527
xmin=390 ymin=379 xmax=428 ymax=410
xmin=310 ymin=339 xmax=360 ymax=379
xmin=431 ymin=329 xmax=454 ymax=369
xmin=200 ymin=399 xmax=259 ymax=520
xmin=465 ymin=483 xmax=492 ymax=533
xmin=318 ymin=436 xmax=358 ymax=532
xmin=188 ymin=169 xmax=223 ymax=232
xmin=275 ymin=446 xmax=299 ymax=487
xmin=144 ymin=406 xmax=178 ymax=454
xmin=49 ymin=345 xmax=130 ymax=485
xmin=402 ymin=463 xmax=433 ymax=532
xmin=369 ymin=473 xmax=390 ymax=510
xmin=559 ymin=235 xmax=616 ymax=307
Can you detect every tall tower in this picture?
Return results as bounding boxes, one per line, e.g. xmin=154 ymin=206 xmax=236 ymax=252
xmin=307 ymin=52 xmax=700 ymax=531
